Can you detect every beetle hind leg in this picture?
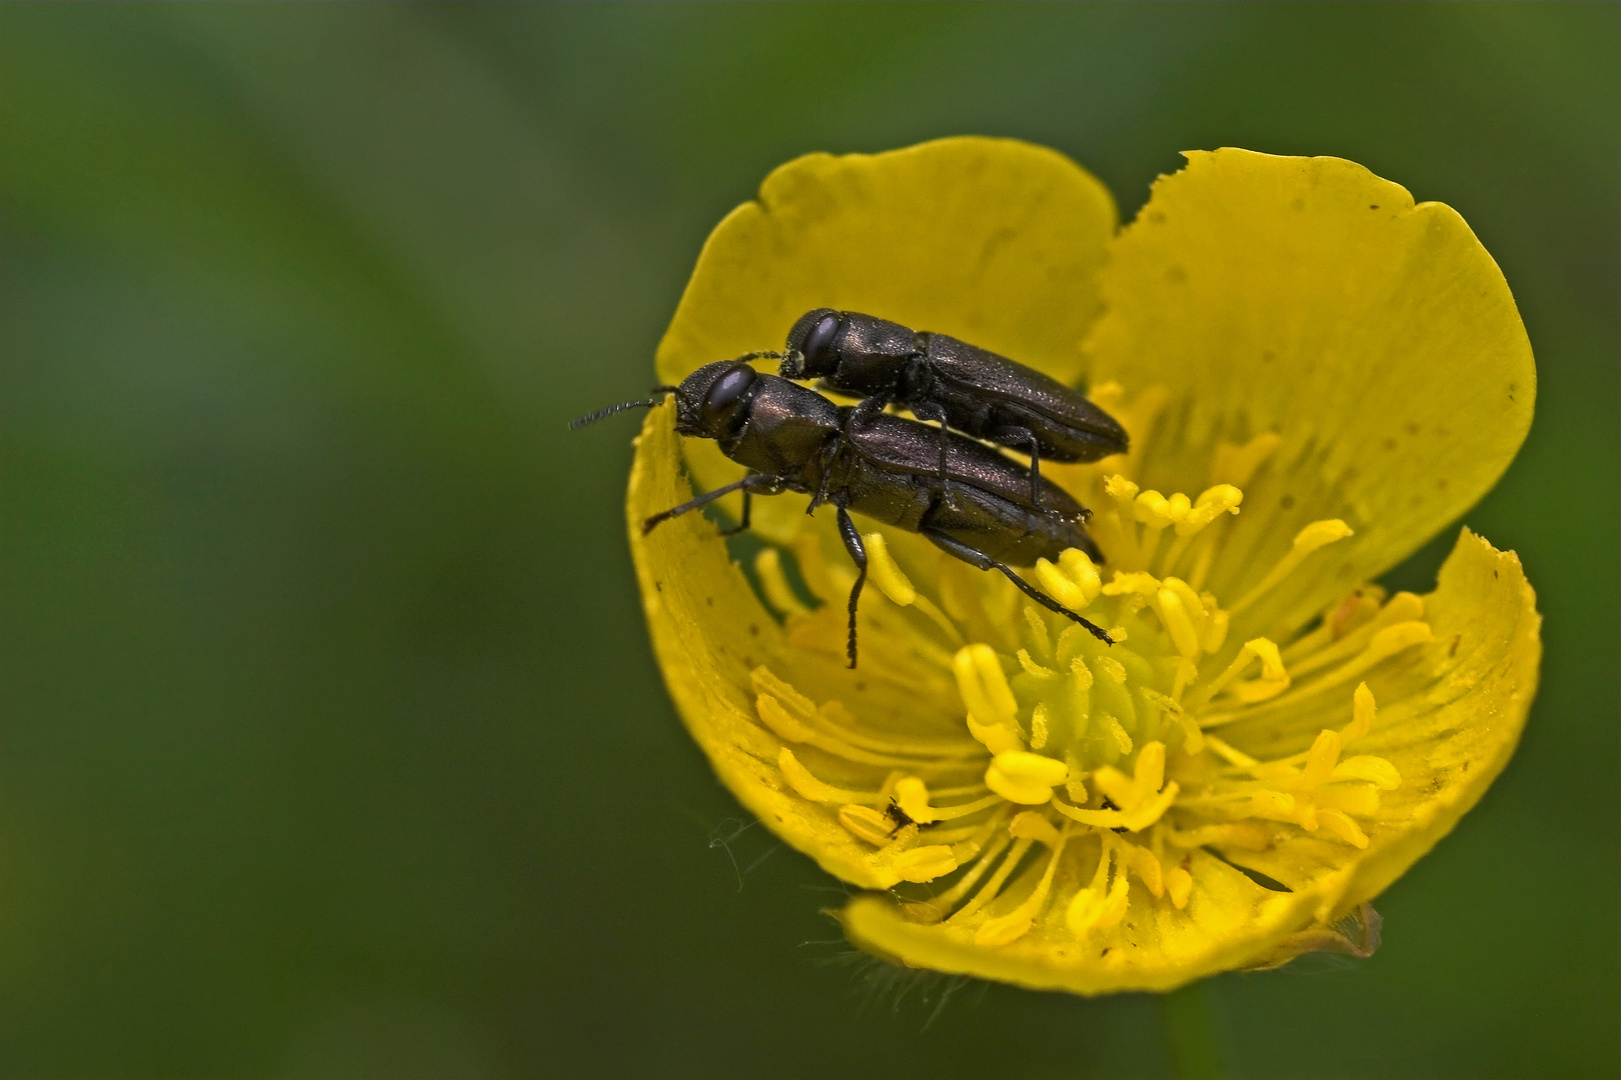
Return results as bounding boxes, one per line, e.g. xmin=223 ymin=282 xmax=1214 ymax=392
xmin=922 ymin=529 xmax=1112 ymax=644
xmin=835 ymin=505 xmax=869 ymax=668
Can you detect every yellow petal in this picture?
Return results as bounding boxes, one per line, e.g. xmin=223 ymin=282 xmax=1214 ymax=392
xmin=839 ymin=530 xmax=1536 ymax=990
xmin=629 ymin=404 xmax=898 ymax=888
xmin=839 ymin=848 xmax=1323 ymax=995
xmin=1333 ymin=530 xmax=1540 ymax=911
xmin=1194 ymin=530 xmax=1540 ymax=915
xmin=1086 ymin=149 xmax=1535 ymax=638
xmin=652 ymin=137 xmax=1118 ymax=543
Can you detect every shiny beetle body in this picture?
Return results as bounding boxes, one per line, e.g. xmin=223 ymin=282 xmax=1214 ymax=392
xmin=638 ymin=360 xmax=1110 ymax=666
xmin=780 ymin=309 xmax=1128 ymax=502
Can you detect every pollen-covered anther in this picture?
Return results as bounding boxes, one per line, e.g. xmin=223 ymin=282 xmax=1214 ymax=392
xmin=1067 ymin=835 xmax=1130 ymax=938
xmin=753 ymin=547 xmax=811 ymax=618
xmin=975 ymin=819 xmax=1072 ymax=947
xmin=892 ymin=843 xmax=960 ymax=884
xmin=839 ymin=804 xmax=898 ymax=846
xmin=1232 ymin=518 xmax=1354 ymax=614
xmin=862 ymin=531 xmax=916 ymax=606
xmin=1034 ymin=548 xmax=1102 ymax=611
xmin=1092 ymin=475 xmax=1243 ymax=575
xmin=985 ymin=750 xmax=1069 ymax=804
xmin=892 ymin=775 xmax=1003 ymax=823
xmin=1053 ymin=741 xmax=1179 ymax=831
xmin=954 ymin=644 xmax=1025 ymax=753
xmin=1228 ymin=684 xmax=1401 ymax=848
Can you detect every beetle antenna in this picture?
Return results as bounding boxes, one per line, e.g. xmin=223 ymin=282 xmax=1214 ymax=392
xmin=776 ymin=349 xmax=807 ymax=379
xmin=569 ymin=396 xmax=660 ymax=430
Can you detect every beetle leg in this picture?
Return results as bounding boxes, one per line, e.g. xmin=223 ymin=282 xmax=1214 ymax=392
xmin=643 ymin=473 xmax=785 ymax=535
xmin=911 ymin=401 xmax=958 ymax=509
xmin=992 ymin=426 xmax=1044 ymax=506
xmin=922 ymin=529 xmax=1113 ymax=644
xmin=835 ymin=505 xmax=869 ymax=668
xmin=718 ymin=477 xmax=755 ymax=537
xmin=807 ymin=438 xmax=841 ymax=513
xmin=849 ymin=395 xmax=887 ymax=426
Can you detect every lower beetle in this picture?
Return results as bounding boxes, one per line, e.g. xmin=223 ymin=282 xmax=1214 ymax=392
xmin=766 ymin=309 xmax=1127 ymax=505
xmin=575 ymin=361 xmax=1112 ymax=667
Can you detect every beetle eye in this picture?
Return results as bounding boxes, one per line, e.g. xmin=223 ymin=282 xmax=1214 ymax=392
xmin=701 ymin=365 xmax=755 ymax=423
xmin=801 ymin=313 xmax=841 ymax=369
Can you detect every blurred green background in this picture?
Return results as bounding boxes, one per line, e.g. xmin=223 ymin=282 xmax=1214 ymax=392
xmin=3 ymin=4 xmax=1617 ymax=1077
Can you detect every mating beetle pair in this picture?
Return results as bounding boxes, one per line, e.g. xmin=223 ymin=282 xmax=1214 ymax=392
xmin=780 ymin=309 xmax=1126 ymax=505
xmin=575 ymin=311 xmax=1127 ymax=667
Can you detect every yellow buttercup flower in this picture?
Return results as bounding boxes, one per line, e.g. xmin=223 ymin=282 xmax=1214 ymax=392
xmin=626 ymin=138 xmax=1540 ymax=994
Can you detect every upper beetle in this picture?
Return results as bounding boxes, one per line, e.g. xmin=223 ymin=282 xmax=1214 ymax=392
xmin=778 ymin=309 xmax=1127 ymax=503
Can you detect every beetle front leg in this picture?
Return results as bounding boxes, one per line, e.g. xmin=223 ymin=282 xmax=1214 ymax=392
xmin=644 ymin=473 xmax=786 ymax=535
xmin=835 ymin=505 xmax=869 ymax=668
xmin=718 ymin=477 xmax=755 ymax=537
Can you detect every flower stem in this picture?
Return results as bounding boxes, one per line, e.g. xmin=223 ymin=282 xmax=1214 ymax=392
xmin=1159 ymin=980 xmax=1227 ymax=1079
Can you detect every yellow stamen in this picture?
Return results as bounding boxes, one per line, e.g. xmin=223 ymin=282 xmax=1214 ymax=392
xmin=985 ymin=750 xmax=1068 ymax=804
xmin=1035 ymin=548 xmax=1103 ymax=611
xmin=1203 ymin=734 xmax=1259 ymax=769
xmin=967 ymin=715 xmax=1025 ymax=755
xmin=893 ymin=844 xmax=960 ymax=883
xmin=753 ymin=667 xmax=981 ymax=758
xmin=1287 ymin=593 xmax=1425 ymax=677
xmin=1188 ymin=637 xmax=1288 ymax=709
xmin=1008 ymin=810 xmax=1064 ymax=847
xmin=1155 ymin=587 xmax=1203 ymax=660
xmin=1067 ymin=837 xmax=1131 ymax=937
xmin=903 ymin=824 xmax=1013 ymax=923
xmin=1342 ymin=682 xmax=1378 ymax=743
xmin=892 ymin=776 xmax=937 ymax=824
xmin=777 ymin=748 xmax=878 ymax=804
xmin=950 ymin=837 xmax=1036 ymax=923
xmin=1209 ymin=433 xmax=1281 ymax=489
xmin=976 ymin=824 xmax=1071 ymax=946
xmin=756 ymin=694 xmax=939 ymax=766
xmin=954 ymin=644 xmax=1019 ymax=729
xmin=1104 ymin=715 xmax=1134 ymax=755
xmin=1165 ymin=865 xmax=1193 ymax=910
xmin=1318 ymin=809 xmax=1369 ymax=848
xmin=1301 ymin=729 xmax=1343 ymax=788
xmin=839 ymin=804 xmax=897 ymax=846
xmin=1231 ymin=519 xmax=1354 ymax=614
xmin=1332 ymin=756 xmax=1402 ymax=790
xmin=1053 ymin=778 xmax=1178 ymax=832
xmin=1165 ymin=822 xmax=1273 ymax=850
xmin=1029 ymin=700 xmax=1051 ymax=749
xmin=754 ymin=547 xmax=810 ymax=617
xmin=863 ymin=531 xmax=915 ymax=606
xmin=894 ymin=776 xmax=1005 ymax=823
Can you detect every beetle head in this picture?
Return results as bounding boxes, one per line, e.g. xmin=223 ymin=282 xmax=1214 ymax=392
xmin=782 ymin=308 xmax=843 ymax=379
xmin=673 ymin=360 xmax=759 ymax=440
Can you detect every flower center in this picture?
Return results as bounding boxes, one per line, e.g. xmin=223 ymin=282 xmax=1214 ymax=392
xmin=743 ymin=426 xmax=1422 ymax=950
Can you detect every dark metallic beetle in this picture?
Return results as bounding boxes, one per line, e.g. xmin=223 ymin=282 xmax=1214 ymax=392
xmin=769 ymin=309 xmax=1128 ymax=504
xmin=574 ymin=360 xmax=1111 ymax=667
